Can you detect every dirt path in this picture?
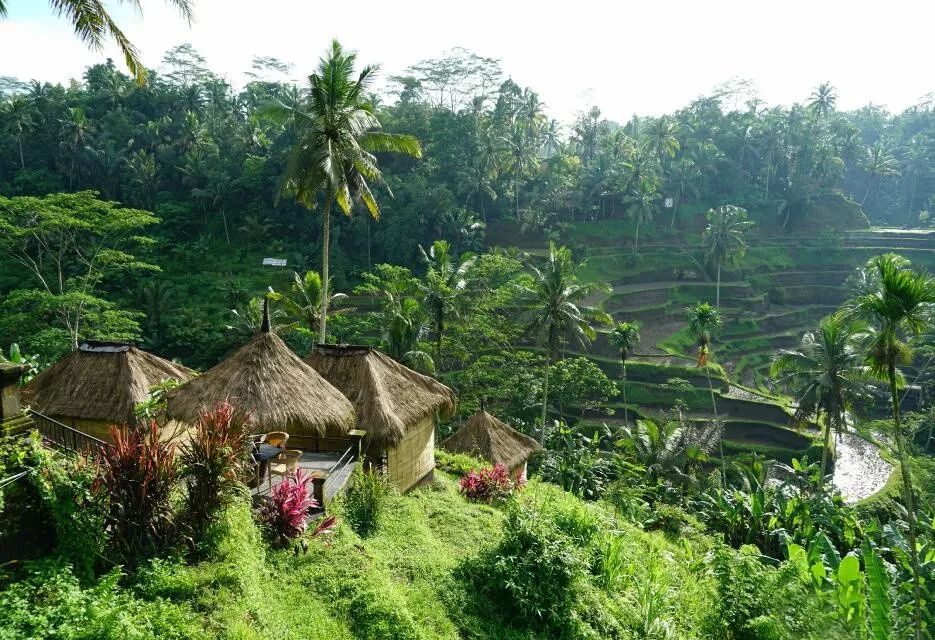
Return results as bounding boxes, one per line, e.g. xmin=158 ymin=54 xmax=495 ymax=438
xmin=832 ymin=432 xmax=893 ymax=504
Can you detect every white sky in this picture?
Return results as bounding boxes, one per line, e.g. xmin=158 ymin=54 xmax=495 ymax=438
xmin=0 ymin=0 xmax=931 ymax=123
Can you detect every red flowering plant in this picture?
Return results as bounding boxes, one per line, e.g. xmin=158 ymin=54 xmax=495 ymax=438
xmin=257 ymin=468 xmax=336 ymax=547
xmin=459 ymin=463 xmax=521 ymax=503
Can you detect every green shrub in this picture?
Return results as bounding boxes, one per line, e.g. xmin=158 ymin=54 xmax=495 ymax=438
xmin=0 ymin=561 xmax=206 ymax=640
xmin=465 ymin=503 xmax=589 ymax=633
xmin=434 ymin=449 xmax=487 ymax=476
xmin=343 ymin=466 xmax=393 ymax=538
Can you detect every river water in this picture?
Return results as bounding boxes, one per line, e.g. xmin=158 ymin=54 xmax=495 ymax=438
xmin=832 ymin=432 xmax=893 ymax=503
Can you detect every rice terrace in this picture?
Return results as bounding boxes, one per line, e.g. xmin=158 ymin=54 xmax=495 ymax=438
xmin=1 ymin=1 xmax=935 ymax=638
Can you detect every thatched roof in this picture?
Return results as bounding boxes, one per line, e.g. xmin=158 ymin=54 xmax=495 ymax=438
xmin=166 ymin=330 xmax=356 ymax=436
xmin=441 ymin=410 xmax=542 ymax=470
xmin=305 ymin=345 xmax=456 ymax=446
xmin=24 ymin=341 xmax=194 ymax=424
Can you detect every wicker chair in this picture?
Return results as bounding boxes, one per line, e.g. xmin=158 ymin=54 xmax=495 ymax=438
xmin=267 ymin=449 xmax=302 ymax=489
xmin=264 ymin=431 xmax=289 ymax=448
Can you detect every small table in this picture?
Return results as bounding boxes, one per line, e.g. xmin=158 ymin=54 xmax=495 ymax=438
xmin=253 ymin=444 xmax=284 ymax=485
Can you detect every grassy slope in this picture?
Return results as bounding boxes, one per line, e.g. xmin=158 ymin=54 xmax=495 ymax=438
xmin=2 ymin=473 xmax=739 ymax=640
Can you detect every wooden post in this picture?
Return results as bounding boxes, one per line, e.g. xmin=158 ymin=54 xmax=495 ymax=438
xmin=0 ymin=363 xmax=28 ymax=422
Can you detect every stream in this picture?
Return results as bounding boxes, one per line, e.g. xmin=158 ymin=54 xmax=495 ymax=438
xmin=832 ymin=432 xmax=893 ymax=504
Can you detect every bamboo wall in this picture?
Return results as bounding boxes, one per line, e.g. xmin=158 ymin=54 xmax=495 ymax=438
xmin=387 ymin=416 xmax=435 ymax=493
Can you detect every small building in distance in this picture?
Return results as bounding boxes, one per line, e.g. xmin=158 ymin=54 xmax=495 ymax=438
xmin=306 ymin=344 xmax=456 ymax=493
xmin=23 ymin=341 xmax=193 ymax=441
xmin=441 ymin=410 xmax=542 ymax=481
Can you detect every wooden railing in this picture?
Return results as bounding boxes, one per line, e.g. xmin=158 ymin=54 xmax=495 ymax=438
xmin=322 ymin=434 xmax=363 ymax=503
xmin=28 ymin=411 xmax=108 ymax=455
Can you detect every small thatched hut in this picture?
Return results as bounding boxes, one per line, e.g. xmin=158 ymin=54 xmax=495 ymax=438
xmin=441 ymin=410 xmax=542 ymax=480
xmin=24 ymin=341 xmax=194 ymax=441
xmin=306 ymin=345 xmax=456 ymax=492
xmin=166 ymin=317 xmax=356 ymax=439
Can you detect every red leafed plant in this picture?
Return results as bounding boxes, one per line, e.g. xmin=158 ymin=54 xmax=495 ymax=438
xmin=258 ymin=468 xmax=334 ymax=546
xmin=179 ymin=400 xmax=251 ymax=539
xmin=459 ymin=463 xmax=520 ymax=503
xmin=96 ymin=421 xmax=179 ymax=565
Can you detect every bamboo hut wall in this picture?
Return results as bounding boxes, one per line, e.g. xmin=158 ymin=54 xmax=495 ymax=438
xmin=386 ymin=415 xmax=435 ymax=493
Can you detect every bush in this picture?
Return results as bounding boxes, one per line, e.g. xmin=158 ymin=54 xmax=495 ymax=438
xmin=96 ymin=421 xmax=179 ymax=566
xmin=458 ymin=463 xmax=519 ymax=503
xmin=256 ymin=468 xmax=321 ymax=546
xmin=179 ymin=401 xmax=250 ymax=541
xmin=434 ymin=449 xmax=487 ymax=476
xmin=343 ymin=466 xmax=393 ymax=538
xmin=0 ymin=560 xmax=206 ymax=640
xmin=465 ymin=503 xmax=588 ymax=633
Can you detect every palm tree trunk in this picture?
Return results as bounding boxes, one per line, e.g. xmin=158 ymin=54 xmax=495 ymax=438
xmin=540 ymin=355 xmax=552 ymax=445
xmin=861 ymin=179 xmax=873 ymax=206
xmin=704 ymin=362 xmax=726 ymax=489
xmin=634 ymin=221 xmax=640 ymax=257
xmin=818 ymin=406 xmax=829 ymax=487
xmin=888 ymin=363 xmax=923 ymax=640
xmin=622 ymin=359 xmax=629 ymax=426
xmin=319 ymin=196 xmax=332 ymax=345
xmin=716 ymin=262 xmax=721 ymax=308
xmin=221 ymin=210 xmax=231 ymax=245
xmin=17 ymin=136 xmax=24 ymax=170
xmin=907 ymin=172 xmax=918 ymax=224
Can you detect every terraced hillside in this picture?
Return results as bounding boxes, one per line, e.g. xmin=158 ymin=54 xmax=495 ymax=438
xmin=491 ymin=222 xmax=935 ymax=465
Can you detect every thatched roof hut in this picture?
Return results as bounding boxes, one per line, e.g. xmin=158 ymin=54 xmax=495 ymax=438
xmin=441 ymin=410 xmax=542 ymax=472
xmin=24 ymin=341 xmax=194 ymax=428
xmin=305 ymin=345 xmax=456 ymax=446
xmin=166 ymin=313 xmax=355 ymax=436
xmin=306 ymin=344 xmax=456 ymax=492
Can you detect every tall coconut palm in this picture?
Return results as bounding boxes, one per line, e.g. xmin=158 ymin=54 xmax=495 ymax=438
xmin=625 ymin=179 xmax=659 ymax=256
xmin=840 ymin=253 xmax=935 ymax=639
xmin=686 ymin=301 xmax=726 ymax=485
xmin=517 ymin=243 xmax=611 ymax=443
xmin=0 ymin=1 xmax=193 ymax=85
xmin=609 ymin=321 xmax=641 ymax=427
xmin=0 ymin=95 xmax=36 ymax=169
xmin=770 ymin=318 xmax=873 ymax=486
xmin=268 ymin=40 xmax=422 ymax=344
xmin=807 ymin=82 xmax=837 ymax=119
xmin=702 ymin=205 xmax=753 ymax=308
xmin=860 ymin=142 xmax=900 ymax=206
xmin=418 ymin=240 xmax=476 ymax=363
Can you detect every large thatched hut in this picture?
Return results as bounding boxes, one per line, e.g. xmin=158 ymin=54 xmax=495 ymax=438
xmin=23 ymin=341 xmax=194 ymax=441
xmin=166 ymin=318 xmax=356 ymax=440
xmin=305 ymin=345 xmax=456 ymax=493
xmin=441 ymin=410 xmax=542 ymax=480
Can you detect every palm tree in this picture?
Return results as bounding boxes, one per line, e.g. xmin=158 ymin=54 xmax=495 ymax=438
xmin=418 ymin=240 xmax=476 ymax=363
xmin=0 ymin=1 xmax=193 ymax=85
xmin=645 ymin=117 xmax=680 ymax=160
xmin=0 ymin=95 xmax=36 ymax=169
xmin=276 ymin=270 xmax=350 ymax=339
xmin=267 ymin=40 xmax=422 ymax=345
xmin=770 ymin=318 xmax=873 ymax=485
xmin=702 ymin=205 xmax=753 ymax=307
xmin=840 ymin=253 xmax=935 ymax=639
xmin=807 ymin=82 xmax=837 ymax=119
xmin=609 ymin=321 xmax=640 ymax=427
xmin=616 ymin=417 xmax=719 ymax=489
xmin=860 ymin=142 xmax=900 ymax=206
xmin=517 ymin=243 xmax=611 ymax=442
xmin=625 ymin=179 xmax=659 ymax=256
xmin=687 ymin=301 xmax=726 ymax=485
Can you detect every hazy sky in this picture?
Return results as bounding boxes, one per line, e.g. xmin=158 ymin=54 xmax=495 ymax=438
xmin=0 ymin=0 xmax=931 ymax=123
